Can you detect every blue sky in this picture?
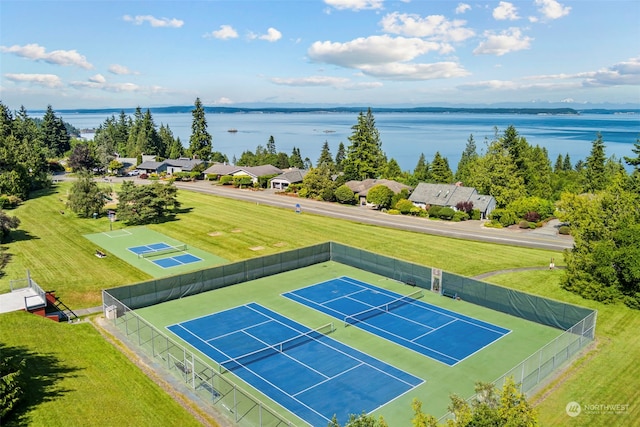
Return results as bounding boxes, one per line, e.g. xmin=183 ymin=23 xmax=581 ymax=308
xmin=1 ymin=0 xmax=639 ymax=109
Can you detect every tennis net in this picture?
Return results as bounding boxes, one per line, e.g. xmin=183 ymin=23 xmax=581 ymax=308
xmin=137 ymin=244 xmax=188 ymax=259
xmin=219 ymin=322 xmax=334 ymax=373
xmin=344 ymin=289 xmax=424 ymax=327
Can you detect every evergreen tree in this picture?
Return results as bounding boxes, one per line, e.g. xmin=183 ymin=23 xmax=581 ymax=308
xmin=382 ymin=158 xmax=402 ymax=179
xmin=342 ymin=109 xmax=385 ymax=180
xmin=526 ymin=145 xmax=553 ymax=198
xmin=584 ymin=133 xmax=608 ymax=192
xmin=413 ymin=153 xmax=430 ymax=183
xmin=40 ymin=105 xmax=70 ymax=157
xmin=455 ymin=134 xmax=478 ymax=185
xmin=430 ymin=152 xmax=454 ymax=183
xmin=563 ymin=153 xmax=573 ymax=171
xmin=126 ymin=107 xmax=144 ymax=156
xmin=335 ymin=142 xmax=346 ymax=172
xmin=623 ymin=138 xmax=640 ymax=170
xmin=167 ymin=137 xmax=184 ymax=159
xmin=554 ymin=154 xmax=564 ymax=173
xmin=317 ymin=140 xmax=334 ymax=169
xmin=289 ymin=147 xmax=304 ymax=169
xmin=188 ymin=97 xmax=212 ymax=160
xmin=158 ymin=124 xmax=178 ymax=159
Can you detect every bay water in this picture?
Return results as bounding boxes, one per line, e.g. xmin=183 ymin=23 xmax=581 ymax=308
xmin=59 ymin=111 xmax=639 ymax=172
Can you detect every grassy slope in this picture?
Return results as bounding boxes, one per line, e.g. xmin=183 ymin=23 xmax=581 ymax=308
xmin=487 ymin=271 xmax=640 ymax=426
xmin=0 ymin=182 xmax=636 ymax=426
xmin=0 ymin=311 xmax=216 ymax=427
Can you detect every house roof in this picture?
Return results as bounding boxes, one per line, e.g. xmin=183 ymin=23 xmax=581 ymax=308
xmin=203 ymin=164 xmax=282 ymax=178
xmin=409 ymin=182 xmax=496 ymax=212
xmin=271 ymin=169 xmax=308 ymax=183
xmin=164 ymin=158 xmax=203 ymax=171
xmin=137 ymin=161 xmax=164 ymax=170
xmin=203 ymin=163 xmax=237 ymax=175
xmin=345 ymin=179 xmax=412 ymax=196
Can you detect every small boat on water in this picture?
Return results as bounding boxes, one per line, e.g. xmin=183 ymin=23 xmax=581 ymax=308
xmin=227 ymin=128 xmax=238 ymax=133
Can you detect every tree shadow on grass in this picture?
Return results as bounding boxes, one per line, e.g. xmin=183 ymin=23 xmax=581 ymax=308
xmin=0 ymin=343 xmax=81 ymax=427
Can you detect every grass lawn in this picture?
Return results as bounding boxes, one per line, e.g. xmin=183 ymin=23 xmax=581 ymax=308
xmin=0 ymin=311 xmax=219 ymax=427
xmin=0 ymin=182 xmax=637 ymax=426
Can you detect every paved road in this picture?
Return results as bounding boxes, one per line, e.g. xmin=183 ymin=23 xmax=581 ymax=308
xmin=62 ymin=174 xmax=572 ymax=251
xmin=169 ymin=180 xmax=574 ymax=251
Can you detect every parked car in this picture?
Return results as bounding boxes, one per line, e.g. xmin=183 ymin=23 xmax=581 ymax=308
xmin=127 ymin=170 xmax=140 ymax=176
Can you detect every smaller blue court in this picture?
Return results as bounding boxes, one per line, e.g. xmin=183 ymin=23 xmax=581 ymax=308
xmin=168 ymin=303 xmax=423 ymax=427
xmin=283 ymin=277 xmax=510 ymax=366
xmin=127 ymin=242 xmax=202 ymax=269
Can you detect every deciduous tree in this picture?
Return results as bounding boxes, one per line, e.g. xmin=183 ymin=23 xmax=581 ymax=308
xmin=67 ymin=170 xmax=106 ymax=218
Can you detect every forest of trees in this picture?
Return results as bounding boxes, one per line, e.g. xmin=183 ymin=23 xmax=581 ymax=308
xmin=1 ymin=100 xmax=639 ymax=308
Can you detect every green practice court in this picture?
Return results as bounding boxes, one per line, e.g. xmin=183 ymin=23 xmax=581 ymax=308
xmin=85 ymin=227 xmax=227 ymax=277
xmin=135 ymin=262 xmax=570 ymax=425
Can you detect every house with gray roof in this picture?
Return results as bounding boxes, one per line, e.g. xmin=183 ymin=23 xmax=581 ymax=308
xmin=203 ymin=164 xmax=283 ymax=185
xmin=136 ymin=157 xmax=204 ymax=175
xmin=270 ymin=169 xmax=308 ymax=190
xmin=345 ymin=179 xmax=412 ymax=206
xmin=408 ymin=183 xmax=496 ymax=219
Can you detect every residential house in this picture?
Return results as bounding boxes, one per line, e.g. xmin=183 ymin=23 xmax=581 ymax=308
xmin=136 ymin=157 xmax=204 ymax=175
xmin=408 ymin=183 xmax=496 ymax=219
xmin=345 ymin=179 xmax=412 ymax=206
xmin=270 ymin=169 xmax=308 ymax=190
xmin=203 ymin=164 xmax=282 ymax=185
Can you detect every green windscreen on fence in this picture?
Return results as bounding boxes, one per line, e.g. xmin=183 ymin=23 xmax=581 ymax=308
xmin=105 ymin=241 xmax=595 ymax=335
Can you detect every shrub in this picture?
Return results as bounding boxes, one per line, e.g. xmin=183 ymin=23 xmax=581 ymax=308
xmin=455 ymin=200 xmax=474 ymax=214
xmin=519 ymin=220 xmax=530 ymax=229
xmin=395 ymin=199 xmax=415 ymax=214
xmin=219 ymin=175 xmax=234 ymax=185
xmin=490 ymin=208 xmax=517 ymax=227
xmin=334 ymin=185 xmax=356 ymax=204
xmin=139 ymin=173 xmax=148 ymax=179
xmin=524 ymin=211 xmax=541 ymax=222
xmin=470 ymin=209 xmax=481 ymax=220
xmin=387 ymin=209 xmax=401 ymax=215
xmin=506 ymin=196 xmax=555 ymax=220
xmin=427 ymin=205 xmax=442 ymax=218
xmin=452 ymin=211 xmax=469 ymax=222
xmin=411 ymin=207 xmax=427 ymax=217
xmin=558 ymin=225 xmax=571 ymax=235
xmin=233 ymin=176 xmax=253 ymax=188
xmin=438 ymin=207 xmax=455 ymax=220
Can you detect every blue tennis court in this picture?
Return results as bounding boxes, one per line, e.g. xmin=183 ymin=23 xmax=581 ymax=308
xmin=127 ymin=242 xmax=173 ymax=254
xmin=283 ymin=277 xmax=510 ymax=366
xmin=151 ymin=253 xmax=202 ymax=268
xmin=168 ymin=302 xmax=423 ymax=426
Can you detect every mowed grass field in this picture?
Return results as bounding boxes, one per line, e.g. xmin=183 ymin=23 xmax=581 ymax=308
xmin=1 ymin=181 xmax=638 ymax=426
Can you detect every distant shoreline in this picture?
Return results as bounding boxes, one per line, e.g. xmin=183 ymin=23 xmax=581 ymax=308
xmin=29 ymin=105 xmax=640 ymax=116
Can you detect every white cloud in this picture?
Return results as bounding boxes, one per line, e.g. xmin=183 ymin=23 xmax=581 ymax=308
xmin=0 ymin=43 xmax=93 ymax=69
xmin=309 ymin=35 xmax=445 ymax=68
xmin=89 ymin=74 xmax=106 ymax=84
xmin=108 ymin=64 xmax=137 ymax=75
xmin=270 ymin=76 xmax=350 ymax=86
xmin=260 ymin=28 xmax=282 ymax=42
xmin=359 ymin=61 xmax=470 ymax=80
xmin=380 ymin=12 xmax=475 ymax=42
xmin=209 ymin=25 xmax=238 ymax=40
xmin=525 ymin=57 xmax=640 ymax=86
xmin=455 ymin=3 xmax=471 ymax=14
xmin=214 ymin=97 xmax=234 ymax=104
xmin=534 ymin=0 xmax=571 ymax=20
xmin=493 ymin=2 xmax=519 ymax=20
xmin=122 ymin=15 xmax=184 ymax=28
xmin=473 ymin=28 xmax=532 ymax=56
xmin=4 ymin=73 xmax=63 ymax=87
xmin=324 ymin=0 xmax=384 ymax=11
